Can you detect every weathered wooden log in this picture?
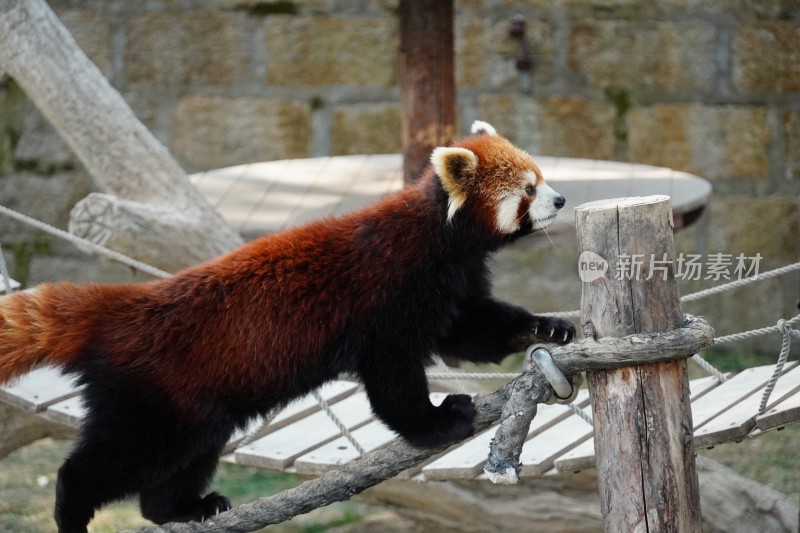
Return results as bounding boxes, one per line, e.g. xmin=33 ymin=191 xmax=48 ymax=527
xmin=67 ymin=193 xmax=236 ymax=273
xmin=576 ymin=195 xmax=702 ymax=532
xmin=0 ymin=402 xmax=73 ymax=460
xmin=0 ymin=0 xmax=243 ymax=271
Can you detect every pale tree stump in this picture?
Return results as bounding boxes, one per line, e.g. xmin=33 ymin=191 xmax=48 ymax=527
xmin=576 ymin=196 xmax=702 ymax=532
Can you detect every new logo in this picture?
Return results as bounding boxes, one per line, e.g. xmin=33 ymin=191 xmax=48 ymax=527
xmin=578 ymin=251 xmax=608 ymax=282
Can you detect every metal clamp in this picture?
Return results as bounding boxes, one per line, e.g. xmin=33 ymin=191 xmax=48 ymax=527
xmin=527 ymin=345 xmax=577 ymax=403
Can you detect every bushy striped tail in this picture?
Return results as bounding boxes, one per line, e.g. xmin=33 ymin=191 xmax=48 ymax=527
xmin=0 ymin=284 xmax=91 ymax=383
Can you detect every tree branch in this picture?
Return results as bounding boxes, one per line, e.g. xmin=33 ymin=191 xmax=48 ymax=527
xmin=127 ymin=315 xmax=714 ymax=533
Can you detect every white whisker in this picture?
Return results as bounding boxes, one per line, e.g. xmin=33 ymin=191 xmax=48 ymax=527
xmin=555 ymin=212 xmax=575 ymax=226
xmin=534 ymin=215 xmax=556 ymax=247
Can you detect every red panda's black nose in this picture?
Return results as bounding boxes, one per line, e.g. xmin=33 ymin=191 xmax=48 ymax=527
xmin=554 ymin=195 xmax=566 ymax=209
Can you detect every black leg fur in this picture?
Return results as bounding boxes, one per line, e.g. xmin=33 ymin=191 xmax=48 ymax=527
xmin=437 ymin=298 xmax=575 ymax=363
xmin=139 ymin=447 xmax=230 ymax=524
xmin=55 ymin=439 xmax=138 ymax=533
xmin=55 ymin=372 xmax=237 ymax=532
xmin=359 ymin=353 xmax=476 ymax=448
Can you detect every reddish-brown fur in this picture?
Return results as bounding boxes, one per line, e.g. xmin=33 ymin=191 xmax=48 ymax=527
xmin=0 ymin=124 xmax=574 ymax=533
xmin=0 ymin=181 xmax=441 ymax=417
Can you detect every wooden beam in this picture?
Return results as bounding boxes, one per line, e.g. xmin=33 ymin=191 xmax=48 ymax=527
xmin=399 ymin=0 xmax=455 ymax=185
xmin=575 ymin=196 xmax=702 ymax=532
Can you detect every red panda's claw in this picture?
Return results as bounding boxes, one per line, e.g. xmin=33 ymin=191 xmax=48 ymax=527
xmin=198 ymin=492 xmax=232 ymax=523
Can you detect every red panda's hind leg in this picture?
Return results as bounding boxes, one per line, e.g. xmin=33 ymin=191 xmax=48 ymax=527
xmin=139 ymin=447 xmax=232 ymax=525
xmin=55 ymin=442 xmax=136 ymax=533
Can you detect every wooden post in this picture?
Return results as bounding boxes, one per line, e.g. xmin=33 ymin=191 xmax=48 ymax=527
xmin=575 ymin=196 xmax=702 ymax=532
xmin=399 ymin=0 xmax=455 ymax=185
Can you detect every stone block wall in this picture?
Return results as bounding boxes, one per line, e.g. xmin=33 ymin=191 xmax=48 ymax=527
xmin=0 ymin=0 xmax=798 ymax=353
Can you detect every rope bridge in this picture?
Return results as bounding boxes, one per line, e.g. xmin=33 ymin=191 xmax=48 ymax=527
xmin=1 ymin=200 xmax=799 ymax=532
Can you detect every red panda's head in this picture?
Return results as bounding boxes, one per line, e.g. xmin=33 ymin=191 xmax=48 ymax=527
xmin=431 ymin=121 xmax=565 ymax=238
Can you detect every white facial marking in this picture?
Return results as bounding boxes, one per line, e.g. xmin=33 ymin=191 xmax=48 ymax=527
xmin=530 ymin=181 xmax=562 ymax=230
xmin=495 ymin=194 xmax=522 ymax=233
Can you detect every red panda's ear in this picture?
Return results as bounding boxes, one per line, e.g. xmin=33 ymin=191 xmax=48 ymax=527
xmin=431 ymin=146 xmax=478 ymax=220
xmin=471 ymin=120 xmax=498 ymax=136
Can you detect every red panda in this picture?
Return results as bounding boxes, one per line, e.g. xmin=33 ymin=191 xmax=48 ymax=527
xmin=0 ymin=121 xmax=574 ymax=532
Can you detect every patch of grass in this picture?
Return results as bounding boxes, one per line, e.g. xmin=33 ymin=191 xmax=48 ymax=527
xmin=212 ymin=462 xmax=302 ymax=503
xmin=701 ymin=423 xmax=800 ymax=505
xmin=699 ymin=344 xmax=783 ymax=373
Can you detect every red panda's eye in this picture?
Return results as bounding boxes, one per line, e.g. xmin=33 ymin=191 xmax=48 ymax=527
xmin=525 ymin=184 xmax=535 ymax=196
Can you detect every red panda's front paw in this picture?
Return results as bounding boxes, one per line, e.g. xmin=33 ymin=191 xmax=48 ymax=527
xmin=531 ymin=316 xmax=576 ymax=345
xmin=404 ymin=394 xmax=476 ymax=449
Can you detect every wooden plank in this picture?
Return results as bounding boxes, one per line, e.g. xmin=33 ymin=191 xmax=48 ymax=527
xmin=195 ymin=164 xmax=248 ymax=209
xmin=41 ymin=394 xmax=85 ymax=427
xmin=295 ymin=393 xmax=467 ymax=479
xmin=269 ymin=381 xmax=360 ymax=433
xmin=553 ymin=437 xmax=596 ymax=473
xmin=227 ymin=381 xmax=359 ymax=448
xmin=552 ymin=374 xmax=757 ymax=473
xmin=757 ymin=389 xmax=800 ymax=431
xmin=331 ymin=155 xmax=402 ymax=217
xmin=234 ymin=392 xmax=374 ymax=471
xmin=420 ymin=426 xmax=502 ymax=481
xmin=688 ymin=373 xmax=727 ymax=400
xmin=0 ymin=367 xmax=80 ymax=412
xmin=422 ymin=390 xmax=590 ymax=481
xmin=694 ymin=364 xmax=800 ymax=448
xmin=690 ymin=363 xmax=797 ymax=430
xmin=293 ymin=420 xmax=398 ymax=476
xmin=518 ymin=407 xmax=594 ymax=478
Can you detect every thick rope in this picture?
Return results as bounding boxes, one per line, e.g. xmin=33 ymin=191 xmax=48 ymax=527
xmin=312 ymin=390 xmax=367 ymax=456
xmin=690 ymin=353 xmax=728 ymax=383
xmin=0 ymin=204 xmax=171 ymax=279
xmin=540 ymin=260 xmax=800 ymax=320
xmin=713 ymin=315 xmax=800 ymax=345
xmin=568 ymin=402 xmax=593 ymax=425
xmin=429 ymin=354 xmax=470 ymax=394
xmin=757 ymin=316 xmax=800 ymax=415
xmin=681 ymin=261 xmax=800 ymax=303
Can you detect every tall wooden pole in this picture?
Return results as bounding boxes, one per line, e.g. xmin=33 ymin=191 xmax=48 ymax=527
xmin=399 ymin=0 xmax=455 ymax=185
xmin=576 ymin=196 xmax=702 ymax=532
